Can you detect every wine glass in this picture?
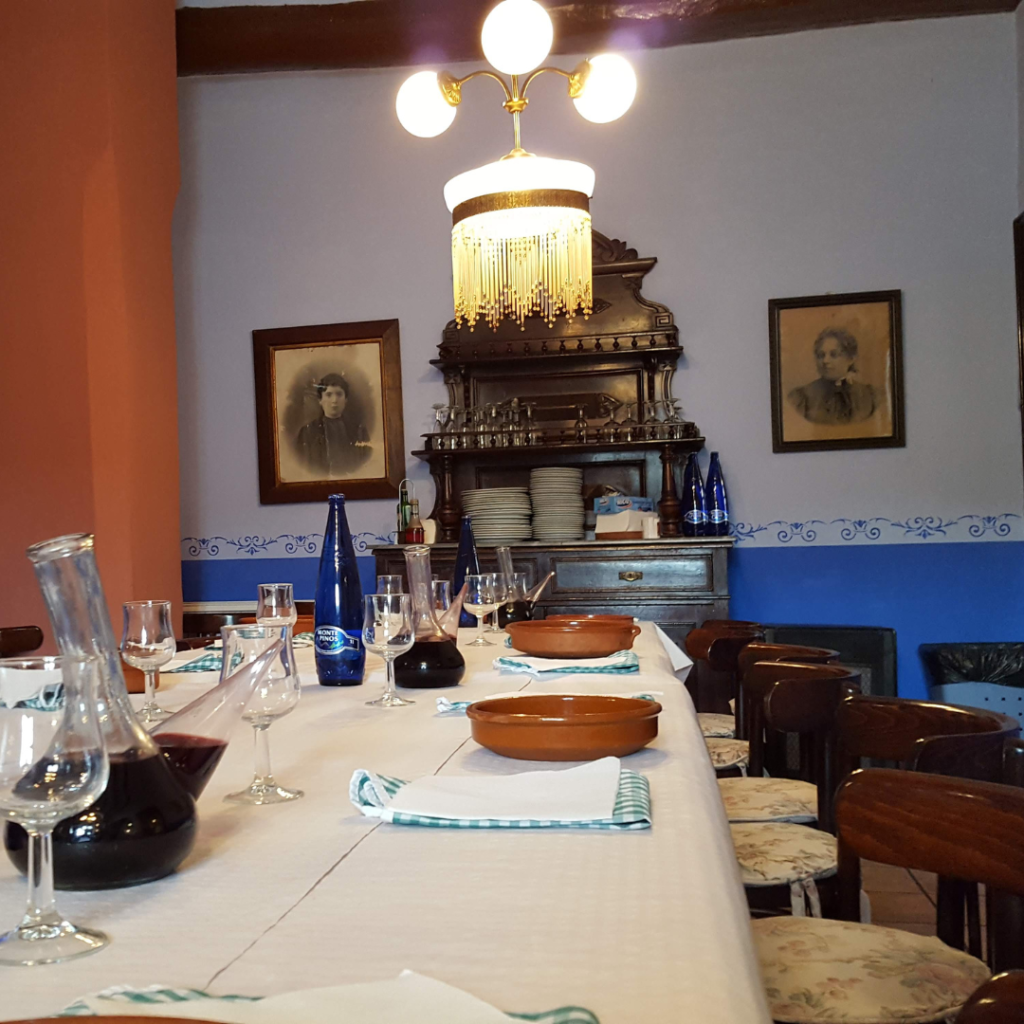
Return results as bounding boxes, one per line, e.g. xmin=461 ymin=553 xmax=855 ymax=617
xmin=362 ymin=595 xmax=415 ymax=708
xmin=0 ymin=655 xmax=109 ymax=965
xmin=487 ymin=572 xmax=509 ymax=632
xmin=120 ymin=600 xmax=176 ymax=726
xmin=376 ymin=575 xmax=405 ymax=595
xmin=222 ymin=625 xmax=302 ymax=806
xmin=432 ymin=579 xmax=452 ymax=613
xmin=256 ymin=583 xmax=296 ymax=627
xmin=464 ymin=574 xmax=498 ymax=646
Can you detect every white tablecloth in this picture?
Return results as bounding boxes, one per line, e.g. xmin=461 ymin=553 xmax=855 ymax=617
xmin=0 ymin=626 xmax=769 ymax=1023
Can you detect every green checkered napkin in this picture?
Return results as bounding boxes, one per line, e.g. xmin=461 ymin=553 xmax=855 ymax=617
xmin=350 ymin=767 xmax=651 ymax=830
xmin=60 ymin=984 xmax=599 ymax=1023
xmin=494 ymin=649 xmax=639 ymax=677
xmin=166 ymin=633 xmax=314 ymax=674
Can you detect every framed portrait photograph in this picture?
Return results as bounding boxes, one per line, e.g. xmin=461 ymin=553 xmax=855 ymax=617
xmin=252 ymin=319 xmax=406 ymax=504
xmin=768 ymin=290 xmax=905 ymax=453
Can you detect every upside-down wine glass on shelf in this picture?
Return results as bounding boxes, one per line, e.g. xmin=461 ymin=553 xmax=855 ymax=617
xmin=362 ymin=594 xmax=415 ymax=707
xmin=222 ymin=624 xmax=302 ymax=806
xmin=0 ymin=655 xmax=109 ymax=966
xmin=464 ymin=574 xmax=498 ymax=646
xmin=120 ymin=600 xmax=176 ymax=726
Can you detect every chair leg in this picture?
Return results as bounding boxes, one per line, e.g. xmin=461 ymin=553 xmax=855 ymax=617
xmin=936 ymin=877 xmax=967 ymax=951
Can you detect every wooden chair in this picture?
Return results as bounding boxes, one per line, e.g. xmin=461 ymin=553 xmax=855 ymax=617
xmin=684 ymin=625 xmax=764 ymax=718
xmin=957 ymin=971 xmax=1024 ymax=1024
xmin=0 ymin=625 xmax=44 ymax=658
xmin=754 ymin=768 xmax=1024 ymax=1024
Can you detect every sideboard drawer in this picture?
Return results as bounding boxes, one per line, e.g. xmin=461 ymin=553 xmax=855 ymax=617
xmin=550 ymin=553 xmax=713 ymax=595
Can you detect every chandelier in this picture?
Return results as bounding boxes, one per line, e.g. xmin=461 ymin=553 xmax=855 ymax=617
xmin=395 ymin=0 xmax=637 ymax=331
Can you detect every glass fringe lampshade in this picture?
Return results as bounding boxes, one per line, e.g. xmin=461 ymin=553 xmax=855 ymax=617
xmin=443 ymin=155 xmax=596 ymax=331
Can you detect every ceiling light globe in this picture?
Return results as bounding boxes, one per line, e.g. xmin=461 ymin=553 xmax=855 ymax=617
xmin=396 ymin=71 xmax=457 ymax=138
xmin=481 ymin=0 xmax=553 ymax=76
xmin=573 ymin=54 xmax=637 ymax=124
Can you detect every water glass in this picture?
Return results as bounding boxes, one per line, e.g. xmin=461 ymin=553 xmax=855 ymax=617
xmin=120 ymin=600 xmax=176 ymax=726
xmin=0 ymin=656 xmax=109 ymax=966
xmin=432 ymin=579 xmax=452 ymax=613
xmin=362 ymin=594 xmax=415 ymax=708
xmin=487 ymin=572 xmax=509 ymax=632
xmin=464 ymin=574 xmax=498 ymax=646
xmin=376 ymin=575 xmax=405 ymax=595
xmin=222 ymin=625 xmax=302 ymax=806
xmin=508 ymin=571 xmax=530 ymax=602
xmin=256 ymin=583 xmax=297 ymax=627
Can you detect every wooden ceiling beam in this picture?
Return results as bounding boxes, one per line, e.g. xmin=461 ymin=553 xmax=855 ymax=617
xmin=176 ymin=0 xmax=1018 ymax=77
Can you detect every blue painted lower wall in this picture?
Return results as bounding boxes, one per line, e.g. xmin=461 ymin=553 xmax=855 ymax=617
xmin=182 ymin=541 xmax=1024 ymax=700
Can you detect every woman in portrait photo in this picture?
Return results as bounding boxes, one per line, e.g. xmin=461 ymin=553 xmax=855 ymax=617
xmin=786 ymin=327 xmax=878 ymax=425
xmin=294 ymin=372 xmax=371 ymax=477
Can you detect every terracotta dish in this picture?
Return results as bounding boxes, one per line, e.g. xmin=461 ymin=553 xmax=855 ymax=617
xmin=545 ymin=614 xmax=636 ymax=626
xmin=467 ymin=694 xmax=662 ymax=760
xmin=10 ymin=1019 xmax=223 ymax=1024
xmin=505 ymin=619 xmax=641 ymax=658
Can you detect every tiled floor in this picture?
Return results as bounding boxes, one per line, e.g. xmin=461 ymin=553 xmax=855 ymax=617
xmin=862 ymin=859 xmax=937 ymax=936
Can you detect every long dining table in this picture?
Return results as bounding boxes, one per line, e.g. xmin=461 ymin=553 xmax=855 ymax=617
xmin=0 ymin=624 xmax=770 ymax=1023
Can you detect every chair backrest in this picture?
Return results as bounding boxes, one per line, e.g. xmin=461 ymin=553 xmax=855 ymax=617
xmin=683 ymin=625 xmax=765 ymax=714
xmin=837 ymin=695 xmax=1020 ymax=777
xmin=0 ymin=625 xmax=44 ymax=658
xmin=834 ymin=769 xmax=1024 ymax=942
xmin=701 ymin=618 xmax=762 ymax=631
xmin=956 ymin=971 xmax=1024 ymax=1024
xmin=758 ymin=664 xmax=862 ymax=830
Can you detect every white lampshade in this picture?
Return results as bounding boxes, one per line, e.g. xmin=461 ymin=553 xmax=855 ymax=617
xmin=444 ymin=155 xmax=595 ymax=212
xmin=396 ymin=71 xmax=457 ymax=138
xmin=481 ymin=0 xmax=553 ymax=76
xmin=573 ymin=54 xmax=637 ymax=124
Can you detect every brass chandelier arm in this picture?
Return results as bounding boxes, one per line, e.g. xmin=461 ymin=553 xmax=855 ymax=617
xmin=521 ymin=59 xmax=592 ymax=100
xmin=439 ymin=68 xmax=514 ymax=107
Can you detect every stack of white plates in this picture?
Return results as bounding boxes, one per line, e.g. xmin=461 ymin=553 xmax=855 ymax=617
xmin=461 ymin=487 xmax=533 ymax=544
xmin=530 ymin=468 xmax=585 ymax=541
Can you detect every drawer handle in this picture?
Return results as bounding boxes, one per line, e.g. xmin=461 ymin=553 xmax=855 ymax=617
xmin=619 ymin=571 xmax=644 ymax=582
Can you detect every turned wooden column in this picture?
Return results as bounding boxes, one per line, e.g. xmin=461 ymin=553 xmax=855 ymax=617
xmin=658 ymin=446 xmax=681 ymax=537
xmin=430 ymin=453 xmax=460 ymax=542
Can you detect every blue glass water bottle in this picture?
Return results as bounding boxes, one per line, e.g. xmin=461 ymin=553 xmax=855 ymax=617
xmin=314 ymin=494 xmax=366 ymax=685
xmin=452 ymin=514 xmax=480 ymax=628
xmin=681 ymin=453 xmax=708 ymax=538
xmin=706 ymin=451 xmax=730 ymax=537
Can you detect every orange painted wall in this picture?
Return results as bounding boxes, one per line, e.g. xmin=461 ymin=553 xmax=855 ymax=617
xmin=0 ymin=0 xmax=182 ymax=642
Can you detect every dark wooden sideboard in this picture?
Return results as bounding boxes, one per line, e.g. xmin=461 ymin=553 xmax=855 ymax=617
xmin=373 ymin=538 xmax=731 ymax=649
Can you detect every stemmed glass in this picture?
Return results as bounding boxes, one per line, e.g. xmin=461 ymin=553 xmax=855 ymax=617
xmin=376 ymin=575 xmax=405 ymax=595
xmin=487 ymin=572 xmax=509 ymax=632
xmin=120 ymin=600 xmax=176 ymax=726
xmin=619 ymin=402 xmax=638 ymax=443
xmin=464 ymin=574 xmax=498 ymax=646
xmin=362 ymin=594 xmax=415 ymax=707
xmin=0 ymin=656 xmax=109 ymax=966
xmin=432 ymin=579 xmax=452 ymax=613
xmin=256 ymin=583 xmax=296 ymax=627
xmin=222 ymin=624 xmax=302 ymax=806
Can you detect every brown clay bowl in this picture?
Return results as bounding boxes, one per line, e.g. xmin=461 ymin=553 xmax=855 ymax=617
xmin=504 ymin=620 xmax=642 ymax=658
xmin=467 ymin=694 xmax=662 ymax=760
xmin=9 ymin=1019 xmax=224 ymax=1024
xmin=545 ymin=614 xmax=637 ymax=626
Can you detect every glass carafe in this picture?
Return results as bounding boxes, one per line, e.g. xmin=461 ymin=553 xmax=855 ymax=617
xmin=4 ymin=534 xmax=274 ymax=890
xmin=393 ymin=546 xmax=466 ymax=689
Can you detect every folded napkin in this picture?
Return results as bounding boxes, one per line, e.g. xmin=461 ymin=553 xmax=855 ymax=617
xmin=350 ymin=757 xmax=650 ymax=830
xmin=60 ymin=973 xmax=599 ymax=1024
xmin=493 ymin=649 xmax=639 ymax=678
xmin=436 ymin=691 xmax=661 ymax=715
xmin=653 ymin=623 xmax=693 ymax=679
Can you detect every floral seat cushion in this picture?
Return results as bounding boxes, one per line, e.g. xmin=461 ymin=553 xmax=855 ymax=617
xmin=698 ymin=712 xmax=736 ymax=738
xmin=706 ymin=737 xmax=749 ymax=770
xmin=718 ymin=777 xmax=817 ymax=823
xmin=730 ymin=822 xmax=836 ymax=886
xmin=754 ymin=916 xmax=990 ymax=1023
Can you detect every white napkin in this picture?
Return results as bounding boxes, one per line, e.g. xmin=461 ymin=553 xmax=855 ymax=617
xmin=366 ymin=756 xmax=621 ymax=822
xmin=0 ymin=666 xmax=63 ymax=707
xmin=76 ymin=972 xmax=509 ymax=1024
xmin=654 ymin=624 xmax=693 ymax=680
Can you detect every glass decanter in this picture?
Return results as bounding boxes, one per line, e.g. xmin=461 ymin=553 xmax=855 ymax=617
xmin=393 ymin=545 xmax=466 ymax=688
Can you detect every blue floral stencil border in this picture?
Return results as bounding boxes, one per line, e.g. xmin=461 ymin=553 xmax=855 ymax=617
xmin=731 ymin=514 xmax=1023 ymax=546
xmin=182 ymin=532 xmax=395 ymax=559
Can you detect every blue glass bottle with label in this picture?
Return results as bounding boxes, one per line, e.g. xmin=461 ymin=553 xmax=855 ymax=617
xmin=452 ymin=514 xmax=480 ymax=629
xmin=681 ymin=453 xmax=708 ymax=538
xmin=314 ymin=493 xmax=365 ymax=685
xmin=706 ymin=451 xmax=730 ymax=537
